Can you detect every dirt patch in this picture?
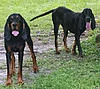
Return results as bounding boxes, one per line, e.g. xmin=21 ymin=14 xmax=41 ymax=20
xmin=0 ymin=30 xmax=88 ymax=85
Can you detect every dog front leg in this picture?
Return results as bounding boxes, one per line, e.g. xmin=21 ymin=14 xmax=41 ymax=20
xmin=18 ymin=51 xmax=24 ymax=84
xmin=11 ymin=52 xmax=15 ymax=75
xmin=72 ymin=40 xmax=77 ymax=55
xmin=54 ymin=24 xmax=60 ymax=54
xmin=75 ymin=35 xmax=83 ymax=57
xmin=6 ymin=52 xmax=12 ymax=86
xmin=63 ymin=30 xmax=69 ymax=52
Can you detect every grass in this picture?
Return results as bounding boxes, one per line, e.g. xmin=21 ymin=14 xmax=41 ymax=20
xmin=0 ymin=0 xmax=100 ymax=89
xmin=1 ymin=28 xmax=100 ymax=89
xmin=0 ymin=0 xmax=100 ymax=32
xmin=1 ymin=33 xmax=100 ymax=89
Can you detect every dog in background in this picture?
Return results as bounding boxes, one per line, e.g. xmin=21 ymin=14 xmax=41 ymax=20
xmin=4 ymin=13 xmax=38 ymax=85
xmin=30 ymin=6 xmax=96 ymax=57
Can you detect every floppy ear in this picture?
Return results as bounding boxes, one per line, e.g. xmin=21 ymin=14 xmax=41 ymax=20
xmin=78 ymin=14 xmax=84 ymax=30
xmin=21 ymin=20 xmax=27 ymax=40
xmin=82 ymin=10 xmax=85 ymax=18
xmin=18 ymin=14 xmax=28 ymax=40
xmin=91 ymin=13 xmax=96 ymax=30
xmin=4 ymin=21 xmax=11 ymax=41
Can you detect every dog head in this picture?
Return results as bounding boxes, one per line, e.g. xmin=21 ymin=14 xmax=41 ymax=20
xmin=4 ymin=13 xmax=27 ymax=41
xmin=82 ymin=8 xmax=96 ymax=30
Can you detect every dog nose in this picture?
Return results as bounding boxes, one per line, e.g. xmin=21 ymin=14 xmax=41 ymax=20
xmin=12 ymin=23 xmax=17 ymax=27
xmin=86 ymin=16 xmax=90 ymax=22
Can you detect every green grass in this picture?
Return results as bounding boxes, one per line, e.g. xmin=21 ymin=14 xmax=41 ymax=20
xmin=1 ymin=34 xmax=100 ymax=89
xmin=27 ymin=60 xmax=100 ymax=89
xmin=0 ymin=0 xmax=100 ymax=89
xmin=1 ymin=28 xmax=100 ymax=89
xmin=0 ymin=0 xmax=100 ymax=32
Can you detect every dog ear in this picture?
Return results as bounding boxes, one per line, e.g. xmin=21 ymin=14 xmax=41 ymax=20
xmin=82 ymin=10 xmax=85 ymax=18
xmin=91 ymin=13 xmax=96 ymax=30
xmin=4 ymin=21 xmax=11 ymax=41
xmin=21 ymin=20 xmax=28 ymax=40
xmin=18 ymin=14 xmax=28 ymax=40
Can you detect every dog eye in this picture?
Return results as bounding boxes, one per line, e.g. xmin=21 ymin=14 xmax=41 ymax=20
xmin=10 ymin=18 xmax=13 ymax=22
xmin=16 ymin=17 xmax=21 ymax=21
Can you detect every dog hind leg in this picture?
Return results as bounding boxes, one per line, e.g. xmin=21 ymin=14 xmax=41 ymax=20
xmin=26 ymin=36 xmax=38 ymax=73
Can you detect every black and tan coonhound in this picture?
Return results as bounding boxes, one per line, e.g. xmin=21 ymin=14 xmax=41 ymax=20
xmin=4 ymin=13 xmax=38 ymax=85
xmin=30 ymin=6 xmax=96 ymax=57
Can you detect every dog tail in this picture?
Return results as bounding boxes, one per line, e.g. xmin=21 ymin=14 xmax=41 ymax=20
xmin=30 ymin=9 xmax=55 ymax=21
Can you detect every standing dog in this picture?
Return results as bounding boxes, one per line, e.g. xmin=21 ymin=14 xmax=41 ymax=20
xmin=4 ymin=13 xmax=38 ymax=85
xmin=30 ymin=6 xmax=96 ymax=57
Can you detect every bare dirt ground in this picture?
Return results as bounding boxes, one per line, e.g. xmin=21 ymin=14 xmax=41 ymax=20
xmin=0 ymin=30 xmax=88 ymax=85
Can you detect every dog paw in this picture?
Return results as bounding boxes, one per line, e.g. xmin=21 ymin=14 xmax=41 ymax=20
xmin=33 ymin=66 xmax=39 ymax=73
xmin=18 ymin=79 xmax=24 ymax=85
xmin=65 ymin=48 xmax=70 ymax=52
xmin=6 ymin=79 xmax=12 ymax=86
xmin=71 ymin=51 xmax=77 ymax=55
xmin=78 ymin=54 xmax=83 ymax=58
xmin=56 ymin=51 xmax=60 ymax=54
